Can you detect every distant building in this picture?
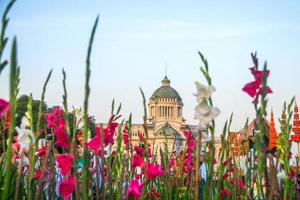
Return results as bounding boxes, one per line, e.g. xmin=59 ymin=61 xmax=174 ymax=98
xmin=111 ymin=75 xmax=221 ymax=157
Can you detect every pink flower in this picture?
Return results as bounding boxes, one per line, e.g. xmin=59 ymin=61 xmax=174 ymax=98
xmin=239 ymin=180 xmax=245 ymax=189
xmin=183 ymin=130 xmax=195 ymax=173
xmin=131 ymin=155 xmax=145 ymax=168
xmin=88 ymin=122 xmax=119 ymax=154
xmin=134 ymin=145 xmax=144 ymax=156
xmin=56 ymin=154 xmax=74 ymax=176
xmin=59 ymin=176 xmax=76 ymax=200
xmin=34 ymin=169 xmax=42 ymax=180
xmin=0 ymin=98 xmax=9 ymax=118
xmin=242 ymin=66 xmax=272 ymax=104
xmin=37 ymin=147 xmax=47 ymax=157
xmin=138 ymin=131 xmax=144 ymax=142
xmin=288 ymin=169 xmax=295 ymax=178
xmin=220 ymin=188 xmax=231 ymax=198
xmin=54 ymin=128 xmax=70 ymax=149
xmin=122 ymin=128 xmax=129 ymax=149
xmin=145 ymin=163 xmax=165 ymax=180
xmin=128 ymin=179 xmax=144 ymax=198
xmin=87 ymin=133 xmax=103 ymax=156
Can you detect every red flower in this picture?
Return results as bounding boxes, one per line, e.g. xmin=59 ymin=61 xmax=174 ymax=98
xmin=54 ymin=128 xmax=70 ymax=149
xmin=87 ymin=134 xmax=102 ymax=156
xmin=58 ymin=176 xmax=76 ymax=200
xmin=183 ymin=130 xmax=195 ymax=173
xmin=146 ymin=190 xmax=161 ymax=198
xmin=134 ymin=145 xmax=144 ymax=156
xmin=0 ymin=98 xmax=9 ymax=118
xmin=88 ymin=122 xmax=118 ymax=154
xmin=288 ymin=169 xmax=295 ymax=178
xmin=37 ymin=147 xmax=47 ymax=157
xmin=145 ymin=163 xmax=165 ymax=180
xmin=138 ymin=131 xmax=144 ymax=142
xmin=220 ymin=188 xmax=231 ymax=198
xmin=222 ymin=172 xmax=229 ymax=180
xmin=56 ymin=154 xmax=74 ymax=176
xmin=34 ymin=169 xmax=42 ymax=180
xmin=122 ymin=128 xmax=129 ymax=149
xmin=45 ymin=107 xmax=64 ymax=129
xmin=239 ymin=180 xmax=245 ymax=189
xmin=242 ymin=65 xmax=272 ymax=104
xmin=131 ymin=154 xmax=145 ymax=168
xmin=128 ymin=179 xmax=144 ymax=198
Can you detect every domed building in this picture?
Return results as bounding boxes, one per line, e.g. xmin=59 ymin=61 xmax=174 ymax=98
xmin=125 ymin=76 xmax=197 ymax=155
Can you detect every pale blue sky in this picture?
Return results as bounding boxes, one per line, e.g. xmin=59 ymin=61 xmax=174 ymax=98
xmin=1 ymin=0 xmax=300 ymax=135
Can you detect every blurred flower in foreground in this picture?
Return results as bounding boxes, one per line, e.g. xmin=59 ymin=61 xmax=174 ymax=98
xmin=0 ymin=98 xmax=9 ymax=118
xmin=194 ymin=82 xmax=220 ymax=130
xmin=128 ymin=179 xmax=144 ymax=198
xmin=59 ymin=176 xmax=76 ymax=200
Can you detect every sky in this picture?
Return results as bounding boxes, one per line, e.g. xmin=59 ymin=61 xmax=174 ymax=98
xmin=1 ymin=0 xmax=300 ymax=137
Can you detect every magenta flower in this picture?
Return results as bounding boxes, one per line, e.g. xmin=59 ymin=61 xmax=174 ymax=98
xmin=58 ymin=176 xmax=76 ymax=200
xmin=128 ymin=179 xmax=144 ymax=198
xmin=122 ymin=128 xmax=129 ymax=149
xmin=145 ymin=163 xmax=165 ymax=180
xmin=54 ymin=127 xmax=70 ymax=149
xmin=86 ymin=134 xmax=102 ymax=156
xmin=0 ymin=98 xmax=9 ymax=118
xmin=56 ymin=154 xmax=74 ymax=176
xmin=242 ymin=67 xmax=272 ymax=104
xmin=131 ymin=154 xmax=145 ymax=168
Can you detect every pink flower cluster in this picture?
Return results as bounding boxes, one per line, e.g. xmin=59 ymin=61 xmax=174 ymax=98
xmin=45 ymin=107 xmax=70 ymax=149
xmin=183 ymin=130 xmax=195 ymax=173
xmin=128 ymin=142 xmax=165 ymax=198
xmin=86 ymin=119 xmax=118 ymax=155
xmin=45 ymin=107 xmax=75 ymax=200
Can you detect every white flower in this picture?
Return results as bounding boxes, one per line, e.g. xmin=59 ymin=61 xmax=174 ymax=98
xmin=20 ymin=114 xmax=30 ymax=129
xmin=75 ymin=108 xmax=84 ymax=129
xmin=194 ymin=82 xmax=220 ymax=131
xmin=276 ymin=170 xmax=287 ymax=180
xmin=15 ymin=116 xmax=35 ymax=152
xmin=195 ymin=82 xmax=215 ymax=103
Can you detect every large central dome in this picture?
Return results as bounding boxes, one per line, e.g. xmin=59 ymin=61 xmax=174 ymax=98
xmin=150 ymin=76 xmax=182 ymax=101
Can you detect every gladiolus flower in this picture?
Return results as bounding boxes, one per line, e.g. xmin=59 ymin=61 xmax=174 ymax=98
xmin=194 ymin=82 xmax=220 ymax=130
xmin=239 ymin=180 xmax=245 ymax=189
xmin=54 ymin=128 xmax=70 ymax=149
xmin=138 ymin=131 xmax=144 ymax=142
xmin=15 ymin=117 xmax=35 ymax=152
xmin=134 ymin=145 xmax=144 ymax=156
xmin=145 ymin=163 xmax=165 ymax=180
xmin=288 ymin=169 xmax=295 ymax=178
xmin=0 ymin=98 xmax=9 ymax=118
xmin=87 ymin=134 xmax=102 ymax=156
xmin=220 ymin=188 xmax=231 ymax=198
xmin=122 ymin=128 xmax=129 ymax=149
xmin=58 ymin=176 xmax=76 ymax=200
xmin=131 ymin=154 xmax=145 ymax=168
xmin=242 ymin=66 xmax=272 ymax=104
xmin=56 ymin=154 xmax=74 ymax=176
xmin=34 ymin=169 xmax=42 ymax=180
xmin=128 ymin=179 xmax=144 ymax=198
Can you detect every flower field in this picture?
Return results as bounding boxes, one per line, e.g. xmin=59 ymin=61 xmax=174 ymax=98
xmin=1 ymin=1 xmax=300 ymax=200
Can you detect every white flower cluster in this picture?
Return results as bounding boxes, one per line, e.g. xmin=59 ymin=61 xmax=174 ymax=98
xmin=15 ymin=114 xmax=35 ymax=152
xmin=194 ymin=82 xmax=220 ymax=131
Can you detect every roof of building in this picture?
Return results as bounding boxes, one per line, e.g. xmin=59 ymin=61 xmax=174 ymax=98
xmin=155 ymin=122 xmax=181 ymax=137
xmin=150 ymin=76 xmax=182 ymax=101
